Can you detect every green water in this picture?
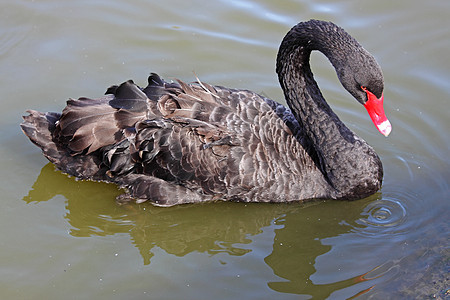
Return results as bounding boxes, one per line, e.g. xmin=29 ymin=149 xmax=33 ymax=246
xmin=1 ymin=0 xmax=449 ymax=299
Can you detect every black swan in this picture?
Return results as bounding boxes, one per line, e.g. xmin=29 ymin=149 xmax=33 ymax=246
xmin=21 ymin=20 xmax=391 ymax=206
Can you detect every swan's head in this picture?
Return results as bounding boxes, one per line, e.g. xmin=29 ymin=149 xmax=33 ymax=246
xmin=277 ymin=19 xmax=392 ymax=137
xmin=336 ymin=50 xmax=392 ymax=137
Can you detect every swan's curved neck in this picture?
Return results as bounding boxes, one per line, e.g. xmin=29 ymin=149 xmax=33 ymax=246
xmin=276 ymin=31 xmax=355 ymax=145
xmin=276 ymin=22 xmax=383 ymax=198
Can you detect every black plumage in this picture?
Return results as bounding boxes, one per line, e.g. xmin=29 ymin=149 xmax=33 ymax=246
xmin=21 ymin=20 xmax=388 ymax=206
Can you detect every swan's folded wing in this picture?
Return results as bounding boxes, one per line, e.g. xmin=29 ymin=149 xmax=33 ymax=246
xmin=54 ymin=81 xmax=149 ymax=155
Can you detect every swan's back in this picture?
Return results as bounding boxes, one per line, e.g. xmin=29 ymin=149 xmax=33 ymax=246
xmin=21 ymin=73 xmax=330 ymax=206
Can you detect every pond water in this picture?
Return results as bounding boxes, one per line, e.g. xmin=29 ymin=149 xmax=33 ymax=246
xmin=1 ymin=0 xmax=449 ymax=299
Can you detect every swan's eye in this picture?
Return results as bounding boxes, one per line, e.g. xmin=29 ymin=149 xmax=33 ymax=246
xmin=361 ymin=86 xmax=368 ymax=92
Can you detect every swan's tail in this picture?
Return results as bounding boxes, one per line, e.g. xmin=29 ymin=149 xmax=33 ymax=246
xmin=21 ymin=110 xmax=105 ymax=180
xmin=21 ymin=110 xmax=64 ymax=164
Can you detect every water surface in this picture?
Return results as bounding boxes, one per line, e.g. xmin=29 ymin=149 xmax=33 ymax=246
xmin=1 ymin=0 xmax=449 ymax=299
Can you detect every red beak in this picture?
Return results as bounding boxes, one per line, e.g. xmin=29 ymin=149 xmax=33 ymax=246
xmin=362 ymin=87 xmax=392 ymax=137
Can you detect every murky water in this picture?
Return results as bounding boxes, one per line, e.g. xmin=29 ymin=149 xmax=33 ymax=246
xmin=1 ymin=0 xmax=449 ymax=299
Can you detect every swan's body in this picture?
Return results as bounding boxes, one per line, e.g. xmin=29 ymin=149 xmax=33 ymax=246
xmin=21 ymin=20 xmax=391 ymax=206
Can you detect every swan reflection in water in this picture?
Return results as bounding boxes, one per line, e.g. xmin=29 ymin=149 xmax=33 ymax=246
xmin=24 ymin=163 xmax=386 ymax=298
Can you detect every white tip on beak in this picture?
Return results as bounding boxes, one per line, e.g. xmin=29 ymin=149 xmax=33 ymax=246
xmin=378 ymin=120 xmax=392 ymax=137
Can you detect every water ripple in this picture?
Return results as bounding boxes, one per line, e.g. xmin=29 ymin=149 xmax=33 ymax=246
xmin=352 ymin=194 xmax=410 ymax=237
